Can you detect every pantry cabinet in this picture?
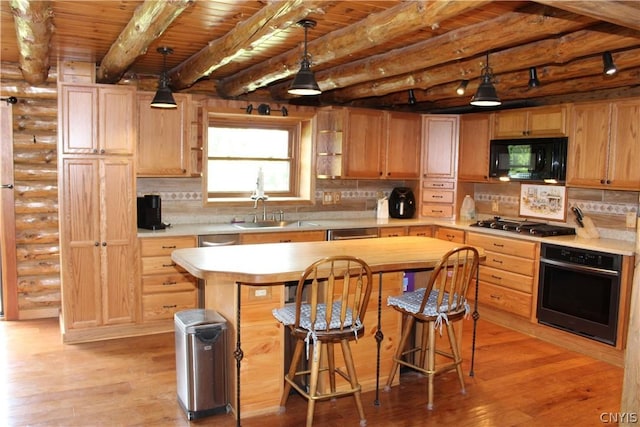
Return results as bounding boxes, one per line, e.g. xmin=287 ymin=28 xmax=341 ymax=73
xmin=493 ymin=105 xmax=567 ymax=138
xmin=567 ymin=99 xmax=640 ymax=190
xmin=136 ymin=92 xmax=190 ymax=176
xmin=458 ymin=113 xmax=492 ymax=182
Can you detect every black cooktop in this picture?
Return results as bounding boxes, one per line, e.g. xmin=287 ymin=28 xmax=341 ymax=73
xmin=471 ymin=217 xmax=576 ymax=237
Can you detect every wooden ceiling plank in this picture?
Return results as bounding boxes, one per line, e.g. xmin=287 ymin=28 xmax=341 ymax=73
xmin=96 ymin=0 xmax=194 ymax=84
xmin=169 ymin=0 xmax=334 ymax=90
xmin=218 ymin=0 xmax=492 ymax=97
xmin=8 ymin=0 xmax=53 ymax=85
xmin=534 ymin=0 xmax=640 ymax=31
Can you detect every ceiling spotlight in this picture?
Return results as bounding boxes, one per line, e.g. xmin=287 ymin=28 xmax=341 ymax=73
xmin=288 ymin=19 xmax=321 ymax=96
xmin=602 ymin=51 xmax=617 ymax=75
xmin=528 ymin=67 xmax=540 ymax=88
xmin=407 ymin=89 xmax=417 ymax=105
xmin=150 ymin=47 xmax=177 ymax=109
xmin=456 ymin=80 xmax=469 ymax=95
xmin=470 ymin=52 xmax=501 ymax=107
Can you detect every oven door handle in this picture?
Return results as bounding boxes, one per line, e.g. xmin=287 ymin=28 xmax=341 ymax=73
xmin=540 ymin=257 xmax=619 ymax=277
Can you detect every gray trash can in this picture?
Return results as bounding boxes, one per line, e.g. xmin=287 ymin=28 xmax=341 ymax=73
xmin=175 ymin=309 xmax=229 ymax=420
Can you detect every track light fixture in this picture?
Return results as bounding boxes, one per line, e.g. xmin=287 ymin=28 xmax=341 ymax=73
xmin=407 ymin=89 xmax=417 ymax=105
xmin=528 ymin=67 xmax=540 ymax=88
xmin=470 ymin=52 xmax=501 ymax=107
xmin=244 ymin=104 xmax=289 ymax=116
xmin=456 ymin=80 xmax=469 ymax=95
xmin=288 ymin=19 xmax=321 ymax=96
xmin=151 ymin=47 xmax=177 ymax=109
xmin=602 ymin=51 xmax=617 ymax=75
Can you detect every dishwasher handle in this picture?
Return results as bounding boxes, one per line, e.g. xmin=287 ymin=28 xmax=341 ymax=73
xmin=201 ymin=240 xmax=237 ymax=247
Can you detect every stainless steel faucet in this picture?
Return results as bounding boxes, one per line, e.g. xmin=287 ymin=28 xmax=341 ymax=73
xmin=253 ymin=196 xmax=267 ymax=221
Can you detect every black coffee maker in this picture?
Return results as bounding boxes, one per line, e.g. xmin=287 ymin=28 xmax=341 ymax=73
xmin=137 ymin=195 xmax=166 ymax=230
xmin=389 ymin=187 xmax=416 ymax=219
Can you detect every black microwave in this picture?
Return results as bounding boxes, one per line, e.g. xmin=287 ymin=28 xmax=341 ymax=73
xmin=489 ymin=137 xmax=568 ymax=182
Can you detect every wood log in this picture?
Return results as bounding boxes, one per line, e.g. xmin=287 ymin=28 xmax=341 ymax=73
xmin=13 ymin=149 xmax=57 ymax=165
xmin=14 ymin=116 xmax=56 ymax=132
xmin=17 ymin=275 xmax=61 ymax=293
xmin=0 ymin=61 xmax=57 ymax=82
xmin=13 ymin=132 xmax=57 ymax=150
xmin=97 ymin=0 xmax=194 ymax=83
xmin=13 ymin=197 xmax=58 ymax=215
xmin=13 ymin=182 xmax=57 ymax=198
xmin=18 ymin=291 xmax=61 ymax=307
xmin=13 ymin=164 xmax=57 ymax=181
xmin=171 ymin=0 xmax=333 ymax=90
xmin=16 ymin=243 xmax=59 ymax=261
xmin=218 ymin=0 xmax=491 ymax=97
xmin=16 ymin=259 xmax=60 ymax=276
xmin=535 ymin=0 xmax=640 ymax=31
xmin=8 ymin=0 xmax=54 ymax=85
xmin=0 ymin=79 xmax=58 ymax=99
xmin=11 ymin=97 xmax=58 ymax=118
xmin=15 ymin=212 xmax=58 ymax=230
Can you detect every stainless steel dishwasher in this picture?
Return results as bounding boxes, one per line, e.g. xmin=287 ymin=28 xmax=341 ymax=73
xmin=197 ymin=234 xmax=240 ymax=307
xmin=326 ymin=227 xmax=379 ymax=240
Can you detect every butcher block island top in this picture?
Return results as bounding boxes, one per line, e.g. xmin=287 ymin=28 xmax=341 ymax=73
xmin=171 ymin=236 xmax=485 ymax=421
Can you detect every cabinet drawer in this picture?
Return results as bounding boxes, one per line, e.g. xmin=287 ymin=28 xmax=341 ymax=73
xmin=143 ymin=290 xmax=198 ymax=321
xmin=466 ymin=233 xmax=537 ymax=259
xmin=476 ymin=281 xmax=532 ymax=318
xmin=379 ymin=227 xmax=407 ymax=237
xmin=142 ymin=273 xmax=196 ymax=294
xmin=483 ymin=251 xmax=535 ymax=276
xmin=240 ymin=230 xmax=325 ymax=244
xmin=435 ymin=226 xmax=465 ymax=243
xmin=421 ymin=204 xmax=454 ymax=218
xmin=142 ymin=255 xmax=188 ymax=275
xmin=422 ymin=190 xmax=454 ymax=203
xmin=422 ymin=180 xmax=455 ymax=190
xmin=140 ymin=236 xmax=196 ymax=256
xmin=408 ymin=225 xmax=433 ymax=237
xmin=479 ymin=265 xmax=533 ymax=293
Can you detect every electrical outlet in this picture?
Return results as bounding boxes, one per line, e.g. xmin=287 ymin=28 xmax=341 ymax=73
xmin=322 ymin=192 xmax=333 ymax=205
xmin=491 ymin=199 xmax=500 ymax=212
xmin=626 ymin=211 xmax=637 ymax=228
xmin=333 ymin=191 xmax=341 ymax=204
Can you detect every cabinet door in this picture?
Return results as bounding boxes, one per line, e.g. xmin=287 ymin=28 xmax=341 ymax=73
xmin=137 ymin=92 xmax=189 ymax=176
xmin=422 ymin=115 xmax=458 ymax=179
xmin=101 ymin=158 xmax=137 ymax=324
xmin=344 ymin=108 xmax=385 ymax=178
xmin=608 ymin=99 xmax=640 ymax=190
xmin=60 ymin=85 xmax=98 ymax=154
xmin=60 ymin=158 xmax=102 ymax=328
xmin=458 ymin=113 xmax=491 ymax=182
xmin=528 ymin=106 xmax=567 ymax=136
xmin=567 ymin=102 xmax=610 ymax=187
xmin=99 ymin=86 xmax=136 ymax=155
xmin=385 ymin=112 xmax=421 ymax=179
xmin=493 ymin=110 xmax=528 ymax=138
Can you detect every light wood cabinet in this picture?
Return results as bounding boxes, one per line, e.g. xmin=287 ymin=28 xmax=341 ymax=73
xmin=493 ymin=105 xmax=567 ymax=138
xmin=434 ymin=226 xmax=465 ymax=243
xmin=316 ymin=107 xmax=345 ymax=179
xmin=458 ymin=113 xmax=492 ymax=182
xmin=466 ymin=232 xmax=539 ymax=319
xmin=408 ymin=225 xmax=433 ymax=237
xmin=379 ymin=226 xmax=407 ymax=237
xmin=59 ymin=157 xmax=137 ymax=332
xmin=421 ymin=115 xmax=458 ymax=180
xmin=59 ymin=83 xmax=136 ymax=155
xmin=136 ymin=92 xmax=190 ymax=176
xmin=385 ymin=112 xmax=421 ymax=179
xmin=239 ymin=230 xmax=326 ymax=244
xmin=139 ymin=236 xmax=198 ymax=321
xmin=343 ymin=108 xmax=386 ymax=178
xmin=567 ymin=99 xmax=640 ymax=190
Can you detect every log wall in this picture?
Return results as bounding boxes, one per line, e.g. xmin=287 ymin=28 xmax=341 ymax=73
xmin=1 ymin=62 xmax=60 ymax=319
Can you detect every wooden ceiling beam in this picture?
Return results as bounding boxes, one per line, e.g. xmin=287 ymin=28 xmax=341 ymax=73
xmin=8 ymin=0 xmax=53 ymax=85
xmin=169 ymin=0 xmax=333 ymax=90
xmin=534 ymin=0 xmax=640 ymax=31
xmin=217 ymin=0 xmax=492 ymax=97
xmin=96 ymin=0 xmax=194 ymax=84
xmin=330 ymin=23 xmax=640 ymax=105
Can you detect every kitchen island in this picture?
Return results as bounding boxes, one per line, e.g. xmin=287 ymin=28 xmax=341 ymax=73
xmin=172 ymin=236 xmax=484 ymax=421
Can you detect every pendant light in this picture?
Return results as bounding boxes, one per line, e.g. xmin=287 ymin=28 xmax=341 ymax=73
xmin=470 ymin=52 xmax=501 ymax=107
xmin=151 ymin=47 xmax=177 ymax=109
xmin=288 ymin=19 xmax=321 ymax=96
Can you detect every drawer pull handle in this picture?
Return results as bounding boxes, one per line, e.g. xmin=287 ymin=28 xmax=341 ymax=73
xmin=489 ymin=294 xmax=501 ymax=300
xmin=492 ymin=243 xmax=504 ymax=248
xmin=446 ymin=234 xmax=455 ymax=240
xmin=432 ymin=195 xmax=443 ymax=199
xmin=416 ymin=233 xmax=427 ymax=236
xmin=280 ymin=239 xmax=292 ymax=243
xmin=162 ymin=263 xmax=176 ymax=268
xmin=163 ymin=304 xmax=177 ymax=309
xmin=162 ymin=245 xmax=177 ymax=249
xmin=433 ymin=210 xmax=443 ymax=213
xmin=491 ymin=274 xmax=502 ymax=280
xmin=163 ymin=281 xmax=177 ymax=286
xmin=492 ymin=258 xmax=503 ymax=264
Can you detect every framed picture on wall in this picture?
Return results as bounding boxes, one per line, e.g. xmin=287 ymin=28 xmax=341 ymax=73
xmin=519 ymin=184 xmax=566 ymax=221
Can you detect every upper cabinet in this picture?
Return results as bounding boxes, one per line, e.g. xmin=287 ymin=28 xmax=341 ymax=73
xmin=316 ymin=107 xmax=345 ymax=179
xmin=137 ymin=92 xmax=190 ymax=177
xmin=493 ymin=105 xmax=567 ymax=138
xmin=421 ymin=115 xmax=459 ymax=180
xmin=343 ymin=108 xmax=386 ymax=178
xmin=567 ymin=99 xmax=640 ymax=190
xmin=458 ymin=113 xmax=492 ymax=182
xmin=59 ymin=84 xmax=136 ymax=155
xmin=385 ymin=112 xmax=422 ymax=179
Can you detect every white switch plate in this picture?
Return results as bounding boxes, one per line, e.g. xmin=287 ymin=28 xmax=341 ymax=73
xmin=626 ymin=211 xmax=637 ymax=228
xmin=492 ymin=199 xmax=499 ymax=212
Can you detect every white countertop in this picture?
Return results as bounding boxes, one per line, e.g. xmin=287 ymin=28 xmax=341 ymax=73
xmin=138 ymin=217 xmax=637 ymax=256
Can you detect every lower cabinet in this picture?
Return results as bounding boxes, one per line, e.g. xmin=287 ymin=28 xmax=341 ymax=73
xmin=434 ymin=226 xmax=465 ymax=243
xmin=466 ymin=232 xmax=539 ymax=319
xmin=139 ymin=236 xmax=198 ymax=321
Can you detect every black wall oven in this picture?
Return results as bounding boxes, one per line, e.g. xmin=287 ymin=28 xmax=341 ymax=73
xmin=537 ymin=243 xmax=621 ymax=346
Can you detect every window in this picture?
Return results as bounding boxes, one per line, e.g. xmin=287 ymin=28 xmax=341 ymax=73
xmin=206 ymin=115 xmax=313 ymax=203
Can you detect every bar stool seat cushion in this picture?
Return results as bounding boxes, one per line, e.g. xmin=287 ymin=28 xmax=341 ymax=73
xmin=387 ymin=288 xmax=469 ymax=330
xmin=273 ymin=302 xmax=362 ymax=331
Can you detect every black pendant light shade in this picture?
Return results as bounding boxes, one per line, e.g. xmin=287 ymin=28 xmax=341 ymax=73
xmin=528 ymin=67 xmax=540 ymax=88
xmin=288 ymin=19 xmax=321 ymax=96
xmin=470 ymin=53 xmax=501 ymax=107
xmin=151 ymin=47 xmax=177 ymax=109
xmin=602 ymin=51 xmax=617 ymax=75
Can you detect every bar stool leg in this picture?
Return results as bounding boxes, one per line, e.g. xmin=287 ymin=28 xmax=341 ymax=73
xmin=384 ymin=315 xmax=415 ymax=390
xmin=426 ymin=322 xmax=436 ymax=410
xmin=306 ymin=341 xmax=323 ymax=427
xmin=280 ymin=337 xmax=304 ymax=409
xmin=340 ymin=339 xmax=367 ymax=426
xmin=447 ymin=323 xmax=466 ymax=393
xmin=327 ymin=342 xmax=336 ymax=394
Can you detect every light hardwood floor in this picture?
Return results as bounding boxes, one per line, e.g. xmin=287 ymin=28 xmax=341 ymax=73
xmin=1 ymin=317 xmax=622 ymax=426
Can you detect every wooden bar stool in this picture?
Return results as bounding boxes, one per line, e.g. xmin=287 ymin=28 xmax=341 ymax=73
xmin=384 ymin=246 xmax=480 ymax=410
xmin=273 ymin=256 xmax=373 ymax=427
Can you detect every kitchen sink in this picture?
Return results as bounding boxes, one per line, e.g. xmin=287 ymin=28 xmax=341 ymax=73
xmin=233 ymin=220 xmax=320 ymax=229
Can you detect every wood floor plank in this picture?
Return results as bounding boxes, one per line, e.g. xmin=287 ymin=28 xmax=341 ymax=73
xmin=0 ymin=318 xmax=623 ymax=427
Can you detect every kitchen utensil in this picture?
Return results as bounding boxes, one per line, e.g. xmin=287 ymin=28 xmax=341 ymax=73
xmin=572 ymin=206 xmax=584 ymax=227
